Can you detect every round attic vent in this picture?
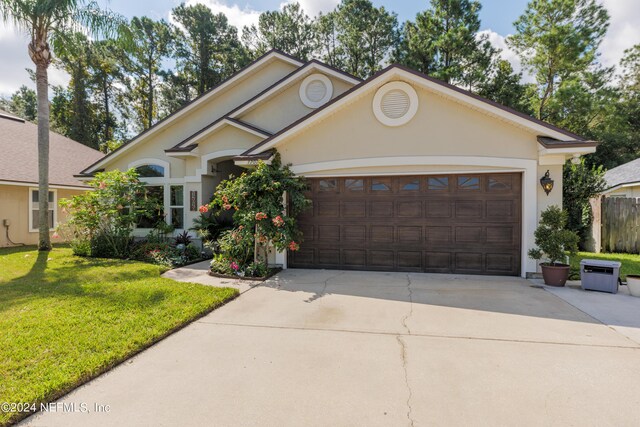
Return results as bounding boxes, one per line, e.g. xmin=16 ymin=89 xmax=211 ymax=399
xmin=373 ymin=81 xmax=419 ymax=126
xmin=300 ymin=74 xmax=333 ymax=108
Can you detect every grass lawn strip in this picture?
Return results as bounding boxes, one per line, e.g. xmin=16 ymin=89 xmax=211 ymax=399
xmin=0 ymin=246 xmax=237 ymax=426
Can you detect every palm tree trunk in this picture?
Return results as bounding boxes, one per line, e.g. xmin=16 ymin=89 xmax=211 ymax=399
xmin=36 ymin=62 xmax=51 ymax=251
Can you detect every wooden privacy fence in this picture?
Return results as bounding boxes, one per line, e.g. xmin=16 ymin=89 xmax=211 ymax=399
xmin=602 ymin=197 xmax=640 ymax=254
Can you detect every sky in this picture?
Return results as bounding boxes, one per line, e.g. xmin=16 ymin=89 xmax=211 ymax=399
xmin=0 ymin=0 xmax=638 ymax=96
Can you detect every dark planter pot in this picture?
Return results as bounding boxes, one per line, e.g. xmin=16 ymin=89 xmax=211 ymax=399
xmin=540 ymin=263 xmax=570 ymax=287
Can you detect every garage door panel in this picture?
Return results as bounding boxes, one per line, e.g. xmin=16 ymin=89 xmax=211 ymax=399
xmin=369 ymin=201 xmax=394 ymax=217
xmin=425 ymin=201 xmax=452 ymax=218
xmin=398 ymin=251 xmax=422 ymax=270
xmin=455 ymin=252 xmax=483 ymax=272
xmin=455 ymin=200 xmax=483 ymax=218
xmin=341 ymin=201 xmax=366 ymax=217
xmin=426 ymin=226 xmax=452 ymax=243
xmin=343 ymin=225 xmax=366 ymax=242
xmin=291 ymin=174 xmax=521 ymax=276
xmin=486 ymin=253 xmax=518 ymax=273
xmin=398 ymin=226 xmax=422 ymax=243
xmin=369 ymin=250 xmax=395 ymax=268
xmin=397 ymin=200 xmax=422 ymax=217
xmin=342 ymin=249 xmax=366 ymax=267
xmin=370 ymin=225 xmax=394 ymax=243
xmin=425 ymin=252 xmax=452 ymax=272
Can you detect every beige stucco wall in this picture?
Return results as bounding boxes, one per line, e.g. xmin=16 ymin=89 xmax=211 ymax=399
xmin=277 ymin=80 xmax=539 ymax=167
xmin=184 ymin=126 xmax=265 ymax=176
xmin=239 ymin=75 xmax=353 ymax=134
xmin=0 ymin=184 xmax=87 ymax=247
xmin=105 ymin=59 xmax=297 ymax=177
xmin=605 ymin=185 xmax=640 ymax=198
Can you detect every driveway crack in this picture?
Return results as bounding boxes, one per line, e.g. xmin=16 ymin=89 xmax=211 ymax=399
xmin=396 ymin=335 xmax=415 ymax=427
xmin=305 ymin=271 xmax=343 ymax=303
xmin=401 ymin=274 xmax=413 ymax=335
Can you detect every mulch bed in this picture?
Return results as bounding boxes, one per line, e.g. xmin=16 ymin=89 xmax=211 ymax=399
xmin=209 ymin=267 xmax=282 ymax=282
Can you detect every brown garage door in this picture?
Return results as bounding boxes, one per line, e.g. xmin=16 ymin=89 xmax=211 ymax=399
xmin=289 ymin=173 xmax=521 ymax=276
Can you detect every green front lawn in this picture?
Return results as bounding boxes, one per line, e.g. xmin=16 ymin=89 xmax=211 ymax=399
xmin=0 ymin=246 xmax=237 ymax=426
xmin=570 ymin=252 xmax=640 ymax=280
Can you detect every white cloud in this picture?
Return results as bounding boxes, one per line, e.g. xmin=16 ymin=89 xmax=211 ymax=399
xmin=479 ymin=29 xmax=536 ymax=83
xmin=280 ymin=0 xmax=339 ymax=17
xmin=599 ymin=0 xmax=640 ymax=68
xmin=0 ymin=23 xmax=70 ymax=96
xmin=183 ymin=0 xmax=261 ymax=29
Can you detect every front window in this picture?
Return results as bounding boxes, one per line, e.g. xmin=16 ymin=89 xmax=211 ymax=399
xmin=136 ymin=186 xmax=164 ymax=228
xmin=29 ymin=189 xmax=56 ymax=231
xmin=135 ymin=164 xmax=165 ymax=178
xmin=170 ymin=185 xmax=184 ymax=229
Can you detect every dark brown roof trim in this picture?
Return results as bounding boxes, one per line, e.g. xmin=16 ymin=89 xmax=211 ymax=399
xmin=165 ymin=144 xmax=199 ymax=153
xmin=537 ymin=136 xmax=599 ymax=148
xmin=243 ymin=64 xmax=590 ymax=156
xmin=225 ymin=118 xmax=272 ymax=136
xmin=233 ymin=150 xmax=275 ymax=161
xmin=80 ymin=49 xmax=304 ymax=175
xmin=0 ymin=178 xmax=90 ymax=188
xmin=167 ymin=61 xmax=358 ymax=152
xmin=0 ymin=112 xmax=25 ymax=123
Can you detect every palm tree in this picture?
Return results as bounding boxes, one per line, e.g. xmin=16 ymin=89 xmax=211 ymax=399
xmin=0 ymin=0 xmax=120 ymax=250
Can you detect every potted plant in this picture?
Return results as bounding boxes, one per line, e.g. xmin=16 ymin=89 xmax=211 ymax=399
xmin=627 ymin=275 xmax=640 ymax=297
xmin=528 ymin=206 xmax=579 ymax=286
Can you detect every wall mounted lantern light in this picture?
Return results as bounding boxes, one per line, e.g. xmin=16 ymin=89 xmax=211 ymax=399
xmin=540 ymin=170 xmax=554 ymax=195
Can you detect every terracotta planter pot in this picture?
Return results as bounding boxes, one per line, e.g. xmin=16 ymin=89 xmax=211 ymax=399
xmin=540 ymin=263 xmax=570 ymax=287
xmin=627 ymin=275 xmax=640 ymax=297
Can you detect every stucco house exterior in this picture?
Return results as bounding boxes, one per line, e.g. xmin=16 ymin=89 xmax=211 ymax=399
xmin=0 ymin=110 xmax=103 ymax=247
xmin=601 ymin=157 xmax=640 ymax=198
xmin=77 ymin=50 xmax=597 ymax=277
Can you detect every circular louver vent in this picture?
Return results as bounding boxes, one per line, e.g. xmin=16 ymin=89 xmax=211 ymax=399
xmin=300 ymin=74 xmax=333 ymax=108
xmin=381 ymin=89 xmax=410 ymax=119
xmin=373 ymin=81 xmax=419 ymax=126
xmin=306 ymin=81 xmax=327 ymax=103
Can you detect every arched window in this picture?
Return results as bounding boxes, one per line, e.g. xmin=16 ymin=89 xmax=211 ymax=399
xmin=135 ymin=164 xmax=165 ymax=178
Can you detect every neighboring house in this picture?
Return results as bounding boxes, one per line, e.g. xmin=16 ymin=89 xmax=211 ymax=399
xmin=601 ymin=157 xmax=640 ymax=197
xmin=77 ymin=50 xmax=596 ymax=277
xmin=0 ymin=110 xmax=103 ymax=247
xmin=587 ymin=157 xmax=640 ymax=253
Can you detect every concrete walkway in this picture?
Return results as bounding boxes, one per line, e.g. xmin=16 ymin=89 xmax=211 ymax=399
xmin=160 ymin=260 xmax=262 ymax=293
xmin=22 ymin=270 xmax=640 ymax=426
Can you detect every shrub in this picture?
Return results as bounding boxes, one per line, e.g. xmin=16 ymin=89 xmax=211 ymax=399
xmin=59 ymin=169 xmax=156 ymax=258
xmin=528 ymin=206 xmax=580 ymax=266
xmin=206 ymin=152 xmax=310 ymax=276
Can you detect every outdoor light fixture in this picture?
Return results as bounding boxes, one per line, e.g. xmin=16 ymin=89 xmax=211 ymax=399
xmin=540 ymin=170 xmax=554 ymax=195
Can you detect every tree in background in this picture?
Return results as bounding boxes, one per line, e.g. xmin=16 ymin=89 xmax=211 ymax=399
xmin=0 ymin=85 xmax=37 ymax=121
xmin=508 ymin=0 xmax=609 ymax=121
xmin=478 ymin=60 xmax=531 ymax=113
xmin=329 ymin=0 xmax=398 ymax=79
xmin=563 ymin=159 xmax=606 ymax=248
xmin=172 ymin=3 xmax=249 ymax=97
xmin=395 ymin=0 xmax=497 ymax=90
xmin=315 ymin=12 xmax=342 ymax=69
xmin=243 ymin=3 xmax=316 ymax=61
xmin=121 ymin=17 xmax=173 ymax=132
xmin=0 ymin=0 xmax=120 ymax=251
xmin=53 ymin=33 xmax=98 ymax=148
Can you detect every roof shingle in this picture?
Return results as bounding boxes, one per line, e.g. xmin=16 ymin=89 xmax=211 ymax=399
xmin=0 ymin=110 xmax=104 ymax=187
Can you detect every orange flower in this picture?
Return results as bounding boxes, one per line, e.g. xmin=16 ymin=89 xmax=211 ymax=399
xmin=223 ymin=203 xmax=232 ymax=210
xmin=98 ymin=181 xmax=107 ymax=189
xmin=272 ymin=215 xmax=284 ymax=227
xmin=199 ymin=205 xmax=209 ymax=213
xmin=255 ymin=212 xmax=267 ymax=221
xmin=288 ymin=241 xmax=299 ymax=251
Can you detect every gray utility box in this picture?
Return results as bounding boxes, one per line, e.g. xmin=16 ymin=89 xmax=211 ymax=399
xmin=580 ymin=259 xmax=621 ymax=294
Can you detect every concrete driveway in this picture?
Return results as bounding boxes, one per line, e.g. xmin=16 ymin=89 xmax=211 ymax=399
xmin=23 ymin=270 xmax=640 ymax=426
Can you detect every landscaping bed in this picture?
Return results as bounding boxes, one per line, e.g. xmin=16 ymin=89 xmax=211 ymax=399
xmin=0 ymin=246 xmax=237 ymax=427
xmin=209 ymin=267 xmax=282 ymax=281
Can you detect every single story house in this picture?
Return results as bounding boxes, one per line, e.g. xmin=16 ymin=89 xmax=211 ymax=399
xmin=77 ymin=50 xmax=597 ymax=277
xmin=0 ymin=110 xmax=103 ymax=247
xmin=601 ymin=157 xmax=640 ymax=198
